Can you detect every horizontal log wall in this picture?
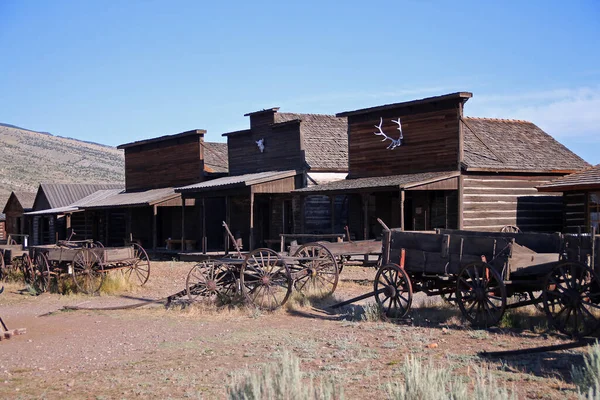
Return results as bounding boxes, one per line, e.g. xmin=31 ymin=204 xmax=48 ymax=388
xmin=348 ymin=101 xmax=461 ymax=178
xmin=124 ymin=135 xmax=204 ymax=191
xmin=228 ymin=122 xmax=304 ymax=176
xmin=462 ymin=174 xmax=563 ymax=232
xmin=563 ymin=192 xmax=587 ymax=233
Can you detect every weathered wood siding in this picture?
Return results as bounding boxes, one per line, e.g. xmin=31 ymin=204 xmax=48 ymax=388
xmin=0 ymin=221 xmax=5 ymax=240
xmin=123 ymin=135 xmax=204 ymax=191
xmin=347 ymin=101 xmax=461 ymax=178
xmin=562 ymin=192 xmax=587 ymax=233
xmin=462 ymin=174 xmax=563 ymax=232
xmin=227 ymin=122 xmax=303 ymax=176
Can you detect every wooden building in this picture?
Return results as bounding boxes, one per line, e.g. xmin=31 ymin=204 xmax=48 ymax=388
xmin=176 ymin=109 xmax=348 ymax=252
xmin=0 ymin=213 xmax=5 ymax=242
xmin=67 ymin=129 xmax=229 ymax=250
xmin=295 ymin=92 xmax=589 ymax=238
xmin=537 ymin=164 xmax=600 ymax=233
xmin=26 ymin=183 xmax=123 ymax=245
xmin=2 ymin=191 xmax=36 ymax=238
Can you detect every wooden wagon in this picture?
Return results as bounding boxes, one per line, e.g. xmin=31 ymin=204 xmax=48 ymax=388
xmin=0 ymin=235 xmax=34 ymax=283
xmin=32 ymin=242 xmax=151 ymax=295
xmin=334 ymin=225 xmax=600 ymax=337
xmin=182 ymin=222 xmax=339 ymax=310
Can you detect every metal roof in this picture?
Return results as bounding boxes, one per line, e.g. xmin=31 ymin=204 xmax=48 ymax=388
xmin=25 ymin=189 xmax=124 ymax=215
xmin=36 ymin=183 xmax=124 ymax=210
xmin=81 ymin=187 xmax=179 ymax=209
xmin=176 ymin=170 xmax=299 ymax=193
xmin=294 ymin=171 xmax=460 ymax=194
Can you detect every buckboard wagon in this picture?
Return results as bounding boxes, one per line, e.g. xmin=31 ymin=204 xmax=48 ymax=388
xmin=181 ymin=222 xmax=339 ymax=310
xmin=31 ymin=242 xmax=151 ymax=294
xmin=333 ymin=223 xmax=600 ymax=337
xmin=0 ymin=235 xmax=33 ymax=283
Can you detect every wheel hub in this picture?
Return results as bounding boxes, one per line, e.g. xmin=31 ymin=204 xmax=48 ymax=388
xmin=384 ymin=284 xmax=397 ymax=298
xmin=261 ymin=276 xmax=271 ymax=285
xmin=206 ymin=280 xmax=217 ymax=291
xmin=566 ymin=289 xmax=581 ymax=308
xmin=474 ymin=287 xmax=486 ymax=301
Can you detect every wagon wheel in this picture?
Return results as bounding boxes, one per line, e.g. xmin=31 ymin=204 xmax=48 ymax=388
xmin=542 ymin=261 xmax=600 ymax=338
xmin=241 ymin=248 xmax=292 ymax=310
xmin=374 ymin=264 xmax=413 ymax=319
xmin=440 ymin=292 xmax=457 ymax=306
xmin=20 ymin=253 xmax=34 ymax=285
xmin=500 ymin=225 xmax=521 ymax=233
xmin=0 ymin=252 xmax=5 ymax=281
xmin=34 ymin=252 xmax=51 ymax=293
xmin=292 ymin=243 xmax=339 ymax=297
xmin=527 ymin=291 xmax=545 ymax=312
xmin=124 ymin=244 xmax=150 ymax=286
xmin=72 ymin=248 xmax=104 ymax=295
xmin=186 ymin=261 xmax=237 ymax=303
xmin=456 ymin=261 xmax=507 ymax=328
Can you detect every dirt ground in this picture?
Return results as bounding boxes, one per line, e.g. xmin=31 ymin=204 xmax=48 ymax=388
xmin=0 ymin=261 xmax=591 ymax=399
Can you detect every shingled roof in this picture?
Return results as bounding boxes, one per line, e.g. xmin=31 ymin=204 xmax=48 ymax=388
xmin=202 ymin=142 xmax=228 ymax=174
xmin=34 ymin=183 xmax=124 ymax=210
xmin=538 ymin=164 xmax=600 ymax=192
xmin=275 ymin=113 xmax=348 ymax=171
xmin=462 ymin=117 xmax=589 ymax=173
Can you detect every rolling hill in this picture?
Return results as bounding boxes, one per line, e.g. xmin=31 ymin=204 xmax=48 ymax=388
xmin=0 ymin=124 xmax=124 ymax=207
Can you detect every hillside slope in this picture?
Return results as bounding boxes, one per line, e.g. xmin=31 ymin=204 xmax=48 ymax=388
xmin=0 ymin=125 xmax=124 ymax=206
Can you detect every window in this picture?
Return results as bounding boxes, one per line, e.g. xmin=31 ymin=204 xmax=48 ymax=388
xmin=590 ymin=192 xmax=600 ymax=234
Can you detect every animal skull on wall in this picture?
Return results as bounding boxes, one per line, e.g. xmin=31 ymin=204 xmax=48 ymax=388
xmin=373 ymin=117 xmax=403 ymax=149
xmin=256 ymin=138 xmax=265 ymax=153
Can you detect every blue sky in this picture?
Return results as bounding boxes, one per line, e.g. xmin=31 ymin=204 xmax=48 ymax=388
xmin=1 ymin=0 xmax=599 ymax=164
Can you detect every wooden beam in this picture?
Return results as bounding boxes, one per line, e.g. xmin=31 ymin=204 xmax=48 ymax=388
xmin=181 ymin=196 xmax=186 ymax=252
xmin=152 ymin=204 xmax=157 ymax=251
xmin=202 ymin=197 xmax=207 ymax=254
xmin=362 ymin=193 xmax=369 ymax=239
xmin=249 ymin=191 xmax=255 ymax=250
xmin=458 ymin=175 xmax=464 ymax=229
xmin=330 ymin=195 xmax=335 ymax=233
xmin=400 ymin=190 xmax=405 ymax=231
xmin=225 ymin=195 xmax=230 ymax=254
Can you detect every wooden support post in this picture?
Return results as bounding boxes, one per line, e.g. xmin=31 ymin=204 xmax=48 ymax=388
xmin=202 ymin=197 xmax=206 ymax=254
xmin=225 ymin=195 xmax=230 ymax=254
xmin=362 ymin=193 xmax=369 ymax=240
xmin=330 ymin=195 xmax=335 ymax=234
xmin=458 ymin=175 xmax=464 ymax=229
xmin=181 ymin=197 xmax=186 ymax=252
xmin=400 ymin=190 xmax=405 ymax=231
xmin=299 ymin=195 xmax=306 ymax=234
xmin=104 ymin=210 xmax=109 ymax=246
xmin=152 ymin=204 xmax=157 ymax=251
xmin=249 ymin=191 xmax=255 ymax=251
xmin=126 ymin=208 xmax=132 ymax=242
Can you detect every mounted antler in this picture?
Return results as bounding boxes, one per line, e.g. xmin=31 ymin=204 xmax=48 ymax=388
xmin=373 ymin=117 xmax=403 ymax=149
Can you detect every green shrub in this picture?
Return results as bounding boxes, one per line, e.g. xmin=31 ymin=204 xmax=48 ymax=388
xmin=573 ymin=342 xmax=600 ymax=398
xmin=227 ymin=352 xmax=343 ymax=400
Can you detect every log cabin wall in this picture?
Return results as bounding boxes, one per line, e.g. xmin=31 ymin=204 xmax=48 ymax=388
xmin=121 ymin=133 xmax=205 ymax=191
xmin=462 ymin=174 xmax=563 ymax=232
xmin=563 ymin=191 xmax=587 ymax=233
xmin=226 ymin=121 xmax=303 ymax=176
xmin=346 ymin=98 xmax=463 ymax=178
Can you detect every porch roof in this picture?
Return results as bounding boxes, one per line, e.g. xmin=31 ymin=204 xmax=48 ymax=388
xmin=175 ymin=170 xmax=299 ymax=193
xmin=293 ymin=171 xmax=460 ymax=195
xmin=25 ymin=189 xmax=124 ymax=215
xmin=537 ymin=164 xmax=600 ymax=192
xmin=80 ymin=187 xmax=179 ymax=209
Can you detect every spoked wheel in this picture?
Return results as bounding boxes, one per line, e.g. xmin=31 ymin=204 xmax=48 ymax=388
xmin=374 ymin=264 xmax=413 ymax=319
xmin=542 ymin=261 xmax=600 ymax=338
xmin=21 ymin=253 xmax=34 ymax=285
xmin=241 ymin=248 xmax=292 ymax=310
xmin=456 ymin=262 xmax=507 ymax=328
xmin=124 ymin=244 xmax=151 ymax=286
xmin=528 ymin=291 xmax=545 ymax=312
xmin=292 ymin=243 xmax=339 ymax=297
xmin=186 ymin=261 xmax=237 ymax=303
xmin=72 ymin=248 xmax=104 ymax=295
xmin=440 ymin=292 xmax=457 ymax=306
xmin=34 ymin=252 xmax=51 ymax=293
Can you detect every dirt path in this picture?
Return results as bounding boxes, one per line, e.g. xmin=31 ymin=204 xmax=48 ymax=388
xmin=0 ymin=262 xmax=589 ymax=399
